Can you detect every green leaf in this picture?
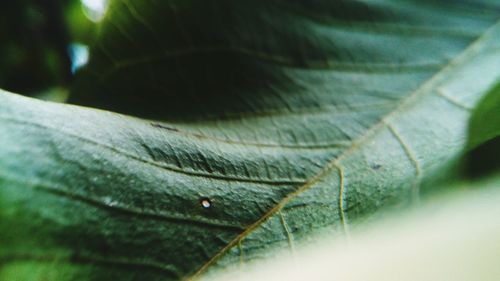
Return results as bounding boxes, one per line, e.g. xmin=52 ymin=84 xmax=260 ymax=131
xmin=464 ymin=137 xmax=500 ymax=179
xmin=468 ymin=83 xmax=500 ymax=149
xmin=464 ymin=82 xmax=500 ymax=178
xmin=2 ymin=1 xmax=500 ymax=280
xmin=71 ymin=1 xmax=500 ymax=121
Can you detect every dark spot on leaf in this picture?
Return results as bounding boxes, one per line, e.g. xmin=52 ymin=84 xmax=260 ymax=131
xmin=151 ymin=123 xmax=179 ymax=132
xmin=372 ymin=164 xmax=382 ymax=170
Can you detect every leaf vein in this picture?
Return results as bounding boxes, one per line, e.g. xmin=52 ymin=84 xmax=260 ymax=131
xmin=0 ymin=171 xmax=245 ymax=230
xmin=0 ymin=115 xmax=303 ymax=185
xmin=189 ymin=18 xmax=500 ymax=279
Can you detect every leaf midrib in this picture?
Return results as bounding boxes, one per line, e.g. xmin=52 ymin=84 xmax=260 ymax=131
xmin=189 ymin=18 xmax=500 ymax=280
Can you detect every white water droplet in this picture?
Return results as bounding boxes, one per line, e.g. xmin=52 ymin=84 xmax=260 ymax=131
xmin=200 ymin=198 xmax=212 ymax=209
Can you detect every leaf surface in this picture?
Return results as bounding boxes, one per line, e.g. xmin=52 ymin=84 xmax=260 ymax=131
xmin=208 ymin=174 xmax=500 ymax=281
xmin=2 ymin=1 xmax=500 ymax=280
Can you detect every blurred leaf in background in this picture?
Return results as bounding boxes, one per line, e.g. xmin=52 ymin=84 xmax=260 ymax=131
xmin=464 ymin=83 xmax=500 ymax=179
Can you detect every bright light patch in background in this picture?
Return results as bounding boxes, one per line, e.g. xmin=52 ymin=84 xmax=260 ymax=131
xmin=68 ymin=43 xmax=89 ymax=74
xmin=81 ymin=0 xmax=109 ymax=22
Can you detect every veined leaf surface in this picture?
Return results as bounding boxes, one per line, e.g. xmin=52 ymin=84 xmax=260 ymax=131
xmin=209 ymin=174 xmax=500 ymax=281
xmin=2 ymin=1 xmax=500 ymax=280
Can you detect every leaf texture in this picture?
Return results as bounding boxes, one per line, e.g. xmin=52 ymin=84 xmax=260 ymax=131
xmin=2 ymin=1 xmax=500 ymax=280
xmin=209 ymin=174 xmax=500 ymax=281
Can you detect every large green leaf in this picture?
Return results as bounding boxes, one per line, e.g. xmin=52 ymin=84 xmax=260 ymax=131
xmin=72 ymin=0 xmax=500 ymax=121
xmin=2 ymin=1 xmax=500 ymax=280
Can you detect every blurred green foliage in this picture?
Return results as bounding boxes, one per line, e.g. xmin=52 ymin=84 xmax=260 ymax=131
xmin=0 ymin=0 xmax=96 ymax=95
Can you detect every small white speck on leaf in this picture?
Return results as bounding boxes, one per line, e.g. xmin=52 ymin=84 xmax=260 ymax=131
xmin=200 ymin=198 xmax=212 ymax=209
